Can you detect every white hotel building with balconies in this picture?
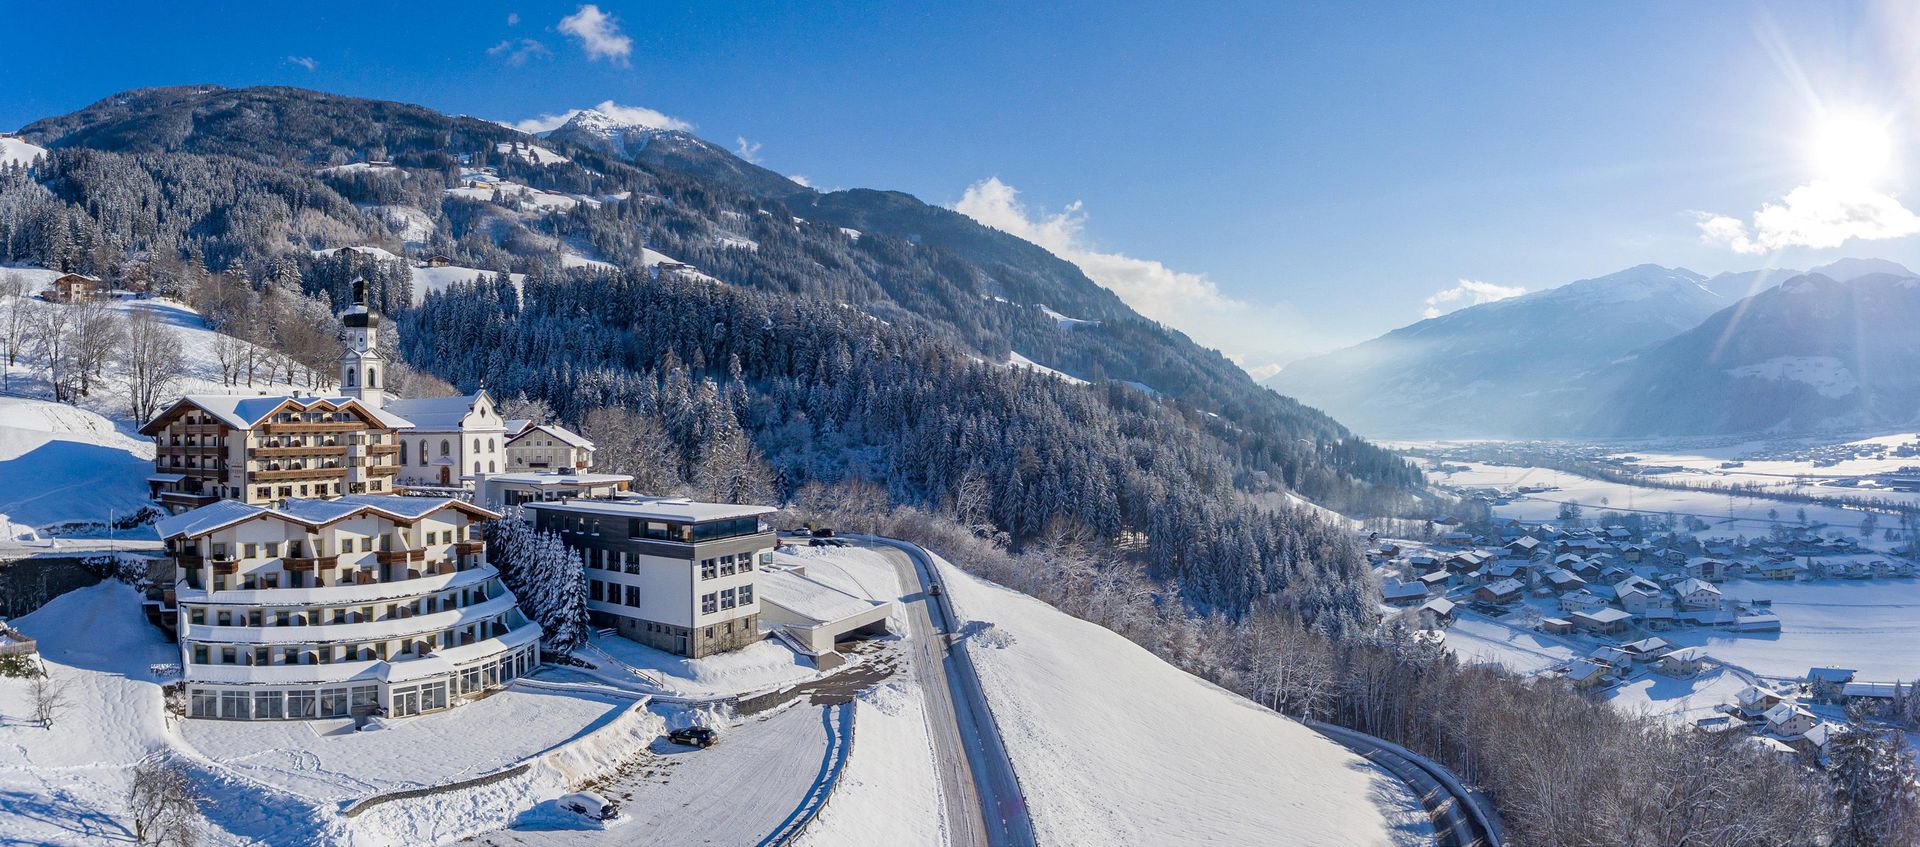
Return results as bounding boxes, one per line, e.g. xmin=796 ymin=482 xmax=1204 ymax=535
xmin=157 ymin=494 xmax=540 ymax=720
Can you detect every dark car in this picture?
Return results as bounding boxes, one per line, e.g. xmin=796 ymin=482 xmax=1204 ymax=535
xmin=926 ymin=583 xmax=942 ymax=597
xmin=669 ymin=726 xmax=719 ymax=748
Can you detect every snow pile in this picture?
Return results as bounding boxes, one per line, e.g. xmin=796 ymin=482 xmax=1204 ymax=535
xmin=0 ymin=137 xmax=48 ymax=167
xmin=590 ymin=634 xmax=819 ymax=699
xmin=931 ymin=553 xmax=1431 ymax=846
xmin=793 ymin=679 xmax=946 ymax=847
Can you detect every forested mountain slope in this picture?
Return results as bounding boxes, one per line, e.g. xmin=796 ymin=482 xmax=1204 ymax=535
xmin=0 ymin=84 xmax=1424 ymax=622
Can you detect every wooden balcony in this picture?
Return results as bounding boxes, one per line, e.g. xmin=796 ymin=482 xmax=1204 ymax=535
xmin=159 ymin=491 xmax=220 ymax=508
xmin=453 ymin=541 xmax=485 ymax=556
xmin=254 ymin=445 xmax=348 ymax=458
xmin=252 ymin=466 xmax=348 ymax=482
xmin=281 ymin=555 xmax=339 ymax=572
xmin=159 ymin=444 xmax=224 ymax=456
xmin=180 ymin=424 xmax=225 ymax=436
xmin=365 ymin=443 xmax=400 ymax=455
xmin=264 ymin=420 xmax=366 ymax=433
xmin=375 ymin=548 xmax=426 ymax=566
xmin=367 ymin=464 xmax=402 ymax=476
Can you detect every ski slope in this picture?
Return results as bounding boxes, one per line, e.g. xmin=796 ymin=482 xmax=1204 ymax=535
xmin=930 ymin=553 xmax=1431 ymax=847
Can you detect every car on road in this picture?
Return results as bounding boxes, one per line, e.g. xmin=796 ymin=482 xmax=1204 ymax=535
xmin=926 ymin=583 xmax=942 ymax=597
xmin=669 ymin=726 xmax=719 ymax=748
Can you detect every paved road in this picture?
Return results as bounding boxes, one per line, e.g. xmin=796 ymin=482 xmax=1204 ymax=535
xmin=1310 ymin=721 xmax=1500 ymax=847
xmin=863 ymin=538 xmax=1037 ymax=847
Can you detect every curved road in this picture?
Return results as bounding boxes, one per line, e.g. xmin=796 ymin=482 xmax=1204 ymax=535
xmin=860 ymin=537 xmax=1038 ymax=847
xmin=1310 ymin=721 xmax=1500 ymax=847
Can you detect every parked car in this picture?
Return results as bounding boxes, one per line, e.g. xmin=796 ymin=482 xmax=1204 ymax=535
xmin=558 ymin=792 xmax=621 ymax=822
xmin=927 ymin=583 xmax=942 ymax=597
xmin=669 ymin=726 xmax=719 ymax=748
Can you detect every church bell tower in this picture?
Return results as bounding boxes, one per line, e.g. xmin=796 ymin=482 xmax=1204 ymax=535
xmin=338 ymin=278 xmax=387 ymax=408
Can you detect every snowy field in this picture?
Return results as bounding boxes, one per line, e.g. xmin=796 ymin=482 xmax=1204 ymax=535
xmin=1663 ymin=579 xmax=1920 ymax=681
xmin=930 ymin=553 xmax=1431 ymax=847
xmin=1442 ymin=612 xmax=1581 ymax=674
xmin=1606 ymin=666 xmax=1752 ymax=724
xmin=1427 ymin=460 xmax=1890 ymax=546
xmin=589 ymin=635 xmax=822 ymax=699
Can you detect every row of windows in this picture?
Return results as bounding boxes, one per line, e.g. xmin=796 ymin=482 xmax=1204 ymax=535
xmin=590 ymin=580 xmax=642 ymax=608
xmin=700 ymin=585 xmax=753 ymax=615
xmin=186 ymin=584 xmax=491 ymax=628
xmin=396 ymin=438 xmax=499 ymax=466
xmin=698 ymin=553 xmax=753 ymax=580
xmin=184 ymin=648 xmax=535 ymax=719
xmin=187 ymin=614 xmax=509 ymax=665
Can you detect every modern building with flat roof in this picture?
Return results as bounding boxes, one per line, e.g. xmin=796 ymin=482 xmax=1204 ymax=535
xmin=476 ymin=471 xmax=633 ymax=510
xmin=524 ymin=497 xmax=776 ymax=658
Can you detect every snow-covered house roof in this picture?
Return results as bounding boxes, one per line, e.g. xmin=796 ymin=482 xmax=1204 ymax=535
xmin=1565 ymin=660 xmax=1608 ymax=683
xmin=1480 ymin=578 xmax=1525 ymax=596
xmin=1736 ymin=685 xmax=1783 ymax=708
xmin=1421 ymin=597 xmax=1455 ymax=616
xmin=1674 ymin=578 xmax=1720 ymax=597
xmin=1763 ymin=702 xmax=1814 ymax=727
xmin=140 ymin=394 xmax=414 ymax=435
xmin=1381 ymin=583 xmax=1428 ymax=602
xmin=758 ymin=566 xmax=887 ymax=625
xmin=530 ymin=496 xmax=775 ymax=524
xmin=1808 ymin=667 xmax=1857 ymax=684
xmin=506 ymin=421 xmax=595 ymax=450
xmin=1571 ymin=607 xmax=1632 ymax=625
xmin=1619 ymin=637 xmax=1671 ymax=655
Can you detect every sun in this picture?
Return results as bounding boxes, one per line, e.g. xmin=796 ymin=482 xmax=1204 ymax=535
xmin=1808 ymin=114 xmax=1896 ymax=185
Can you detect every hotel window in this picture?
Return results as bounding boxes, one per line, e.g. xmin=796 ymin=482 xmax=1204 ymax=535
xmin=719 ymin=588 xmax=736 ymax=610
xmin=625 ymin=585 xmax=641 ymax=607
xmin=739 ymin=584 xmax=754 ymax=605
xmin=242 ymin=543 xmax=258 ymax=559
xmin=220 ymin=690 xmax=249 ymax=719
xmin=253 ymin=691 xmax=284 ymax=720
xmin=190 ymin=690 xmax=217 ymax=717
xmin=192 ymin=645 xmax=209 ymax=664
xmin=701 ymin=592 xmax=718 ymax=615
xmin=740 ymin=555 xmax=755 ymax=572
xmin=700 ymin=559 xmax=717 ymax=580
xmin=189 ymin=608 xmax=205 ymax=625
xmin=590 ymin=580 xmax=604 ymax=602
xmin=286 ymin=691 xmax=317 ymax=718
xmin=321 ymin=688 xmax=349 ymax=717
xmin=719 ymin=555 xmax=736 ymax=576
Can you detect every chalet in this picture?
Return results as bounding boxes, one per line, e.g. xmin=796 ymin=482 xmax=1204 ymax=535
xmin=1541 ymin=617 xmax=1575 ymax=635
xmin=1381 ymin=582 xmax=1429 ymax=606
xmin=1785 ymin=722 xmax=1832 ymax=756
xmin=1619 ymin=636 xmax=1673 ymax=662
xmin=1620 ymin=544 xmax=1646 ymax=563
xmin=1754 ymin=560 xmax=1804 ymax=580
xmin=1763 ymin=702 xmax=1818 ymax=739
xmin=1656 ymin=647 xmax=1707 ymax=677
xmin=1807 ymin=667 xmax=1857 ymax=703
xmin=1543 ymin=568 xmax=1586 ymax=593
xmin=503 ymin=420 xmax=596 ymax=472
xmin=1419 ymin=597 xmax=1456 ymax=628
xmin=1683 ymin=557 xmax=1730 ymax=580
xmin=1734 ymin=685 xmax=1785 ymax=719
xmin=1436 ymin=530 xmax=1474 ymax=546
xmin=1483 ymin=561 xmax=1528 ymax=582
xmin=141 ymin=395 xmax=410 ymax=511
xmin=425 ymin=254 xmax=454 ymax=268
xmin=1673 ymin=578 xmax=1722 ymax=610
xmin=1558 ymin=590 xmax=1610 ymax=614
xmin=44 ymin=272 xmax=103 ymax=303
xmin=1588 ymin=645 xmax=1633 ymax=667
xmin=1504 ymin=536 xmax=1542 ymax=558
xmin=1613 ymin=576 xmax=1667 ymax=614
xmin=1446 ymin=550 xmax=1491 ymax=573
xmin=1570 ymin=606 xmax=1632 ymax=635
xmin=1474 ymin=578 xmax=1524 ymax=604
xmin=1604 ymin=526 xmax=1633 ymax=541
xmin=1564 ymin=659 xmax=1610 ymax=690
xmin=1416 ymin=571 xmax=1451 ymax=593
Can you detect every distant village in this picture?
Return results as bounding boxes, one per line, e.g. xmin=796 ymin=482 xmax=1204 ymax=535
xmin=1372 ymin=511 xmax=1919 ymax=762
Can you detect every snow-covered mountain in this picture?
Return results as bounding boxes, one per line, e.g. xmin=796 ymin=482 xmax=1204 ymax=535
xmin=542 ymin=108 xmax=808 ymax=198
xmin=1267 ymin=264 xmax=1729 ymax=438
xmin=1585 ymin=267 xmax=1920 ymax=436
xmin=0 ymin=136 xmax=47 ymax=167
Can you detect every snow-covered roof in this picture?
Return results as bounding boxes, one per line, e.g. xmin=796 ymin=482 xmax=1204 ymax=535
xmin=382 ymin=392 xmax=493 ymax=431
xmin=1480 ymin=578 xmax=1524 ymax=595
xmin=1808 ymin=666 xmax=1857 ymax=683
xmin=758 ymin=566 xmax=886 ymax=624
xmin=1620 ymin=637 xmax=1671 ymax=654
xmin=506 ymin=421 xmax=595 ymax=450
xmin=1735 ymin=684 xmax=1783 ymax=707
xmin=487 ymin=471 xmax=632 ymax=487
xmin=1381 ymin=583 xmax=1428 ymax=601
xmin=156 ymin=495 xmax=497 ymax=539
xmin=1565 ymin=660 xmax=1607 ymax=682
xmin=1420 ymin=597 xmax=1455 ymax=615
xmin=528 ymin=496 xmax=775 ymax=524
xmin=1571 ymin=607 xmax=1632 ymax=624
xmin=141 ymin=394 xmax=413 ymax=435
xmin=1674 ymin=577 xmax=1720 ymax=596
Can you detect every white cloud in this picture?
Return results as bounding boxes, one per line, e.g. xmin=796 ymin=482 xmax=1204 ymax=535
xmin=1696 ymin=180 xmax=1920 ymax=254
xmin=510 ymin=100 xmax=692 ymax=134
xmin=487 ymin=38 xmax=551 ymax=66
xmin=286 ymin=56 xmax=318 ymax=71
xmin=1421 ymin=279 xmax=1525 ymax=319
xmin=788 ymin=174 xmax=812 ymax=188
xmin=507 ymin=12 xmax=520 ymax=25
xmin=735 ymin=136 xmax=763 ymax=163
xmin=953 ymin=176 xmax=1333 ymax=373
xmin=558 ymin=5 xmax=632 ymax=65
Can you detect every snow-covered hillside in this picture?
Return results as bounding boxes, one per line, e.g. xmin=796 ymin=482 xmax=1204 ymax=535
xmin=0 ymin=137 xmax=48 ymax=167
xmin=930 ymin=552 xmax=1430 ymax=846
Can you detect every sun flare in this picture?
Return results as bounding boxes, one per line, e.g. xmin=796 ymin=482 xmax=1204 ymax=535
xmin=1808 ymin=114 xmax=1896 ymax=185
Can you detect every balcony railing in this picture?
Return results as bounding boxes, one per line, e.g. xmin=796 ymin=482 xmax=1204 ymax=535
xmin=374 ymin=548 xmax=426 ymax=566
xmin=367 ymin=464 xmax=402 ymax=476
xmin=265 ymin=420 xmax=366 ymax=433
xmin=254 ymin=445 xmax=348 ymax=458
xmin=281 ymin=555 xmax=340 ymax=572
xmin=452 ymin=541 xmax=485 ymax=556
xmin=252 ymin=466 xmax=348 ymax=482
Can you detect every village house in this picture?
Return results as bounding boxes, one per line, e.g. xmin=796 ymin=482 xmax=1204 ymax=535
xmin=425 ymin=254 xmax=454 ymax=267
xmin=1618 ymin=636 xmax=1673 ymax=663
xmin=44 ymin=272 xmax=104 ymax=303
xmin=1504 ymin=536 xmax=1542 ymax=559
xmin=1543 ymin=568 xmax=1586 ymax=593
xmin=1474 ymin=578 xmax=1524 ymax=604
xmin=142 ymin=395 xmax=410 ymax=511
xmin=1419 ymin=597 xmax=1456 ymax=628
xmin=1672 ymin=577 xmax=1722 ymax=610
xmin=1564 ymin=659 xmax=1610 ymax=690
xmin=503 ymin=420 xmax=596 ymax=472
xmin=1734 ymin=684 xmax=1786 ymax=720
xmin=1558 ymin=589 xmax=1610 ymax=614
xmin=1416 ymin=571 xmax=1451 ymax=593
xmin=1570 ymin=606 xmax=1632 ymax=635
xmin=1541 ymin=617 xmax=1575 ymax=635
xmin=1754 ymin=560 xmax=1805 ymax=580
xmin=1656 ymin=647 xmax=1707 ymax=677
xmin=1613 ymin=576 xmax=1668 ymax=615
xmin=525 ymin=497 xmax=776 ymax=658
xmin=1762 ymin=702 xmax=1819 ymax=739
xmin=1588 ymin=645 xmax=1633 ymax=668
xmin=1806 ymin=667 xmax=1857 ymax=703
xmin=156 ymin=495 xmax=536 ymax=720
xmin=1381 ymin=582 xmax=1428 ymax=606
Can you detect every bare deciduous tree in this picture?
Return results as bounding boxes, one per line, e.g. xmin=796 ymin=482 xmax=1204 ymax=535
xmin=128 ymin=754 xmax=202 ymax=847
xmin=122 ymin=308 xmax=185 ymax=422
xmin=0 ymin=272 xmax=30 ymax=388
xmin=68 ymin=298 xmax=123 ymax=398
xmin=29 ymin=670 xmax=67 ymax=729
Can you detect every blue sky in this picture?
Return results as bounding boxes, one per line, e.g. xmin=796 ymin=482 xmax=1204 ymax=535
xmin=4 ymin=2 xmax=1918 ymax=372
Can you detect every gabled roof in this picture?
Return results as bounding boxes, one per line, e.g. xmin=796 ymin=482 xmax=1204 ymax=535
xmin=140 ymin=394 xmax=413 ymax=435
xmin=506 ymin=421 xmax=594 ymax=451
xmin=1808 ymin=667 xmax=1857 ymax=683
xmin=156 ymin=495 xmax=498 ymax=539
xmin=1674 ymin=577 xmax=1720 ymax=596
xmin=1480 ymin=578 xmax=1525 ymax=596
xmin=1571 ymin=607 xmax=1632 ymax=624
xmin=1382 ymin=583 xmax=1428 ymax=601
xmin=383 ymin=391 xmax=495 ymax=432
xmin=1421 ymin=597 xmax=1455 ymax=615
xmin=1620 ymin=637 xmax=1671 ymax=654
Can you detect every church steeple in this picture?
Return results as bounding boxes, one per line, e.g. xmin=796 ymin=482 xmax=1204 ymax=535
xmin=338 ymin=277 xmax=387 ymax=407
